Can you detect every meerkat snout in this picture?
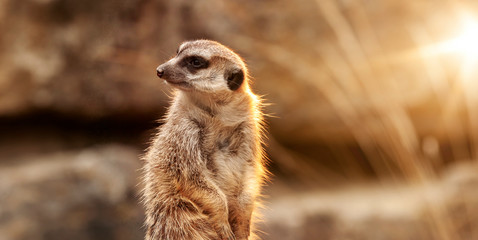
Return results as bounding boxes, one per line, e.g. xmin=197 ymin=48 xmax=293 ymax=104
xmin=156 ymin=68 xmax=164 ymax=78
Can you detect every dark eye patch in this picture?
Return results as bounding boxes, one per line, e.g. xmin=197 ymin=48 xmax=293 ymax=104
xmin=180 ymin=56 xmax=209 ymax=73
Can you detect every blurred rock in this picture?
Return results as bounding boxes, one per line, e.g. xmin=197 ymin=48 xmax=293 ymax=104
xmin=0 ymin=144 xmax=144 ymax=240
xmin=258 ymin=161 xmax=478 ymax=240
xmin=0 ymin=0 xmax=175 ymax=118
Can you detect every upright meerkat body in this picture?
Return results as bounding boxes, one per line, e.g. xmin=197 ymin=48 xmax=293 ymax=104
xmin=142 ymin=40 xmax=266 ymax=240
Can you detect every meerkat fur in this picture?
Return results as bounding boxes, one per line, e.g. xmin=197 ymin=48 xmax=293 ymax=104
xmin=141 ymin=40 xmax=267 ymax=240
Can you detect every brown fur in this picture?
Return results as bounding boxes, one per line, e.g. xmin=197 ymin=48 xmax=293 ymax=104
xmin=142 ymin=40 xmax=267 ymax=240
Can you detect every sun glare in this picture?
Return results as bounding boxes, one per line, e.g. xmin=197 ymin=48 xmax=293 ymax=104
xmin=438 ymin=16 xmax=478 ymax=63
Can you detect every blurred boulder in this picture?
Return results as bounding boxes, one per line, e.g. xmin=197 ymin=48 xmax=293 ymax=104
xmin=0 ymin=144 xmax=144 ymax=240
xmin=259 ymin=161 xmax=478 ymax=240
xmin=0 ymin=0 xmax=183 ymax=118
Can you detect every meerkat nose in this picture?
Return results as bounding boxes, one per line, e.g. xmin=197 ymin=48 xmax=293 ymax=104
xmin=156 ymin=69 xmax=164 ymax=78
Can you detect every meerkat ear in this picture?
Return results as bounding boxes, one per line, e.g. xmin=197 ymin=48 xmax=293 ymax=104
xmin=225 ymin=68 xmax=244 ymax=91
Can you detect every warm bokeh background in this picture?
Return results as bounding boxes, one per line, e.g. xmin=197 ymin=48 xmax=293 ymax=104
xmin=2 ymin=0 xmax=478 ymax=239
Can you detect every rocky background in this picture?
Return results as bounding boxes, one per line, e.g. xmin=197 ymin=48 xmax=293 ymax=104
xmin=1 ymin=0 xmax=478 ymax=239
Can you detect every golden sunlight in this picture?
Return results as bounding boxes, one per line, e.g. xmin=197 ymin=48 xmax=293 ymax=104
xmin=429 ymin=15 xmax=478 ymax=64
xmin=418 ymin=13 xmax=478 ymax=89
xmin=443 ymin=16 xmax=478 ymax=63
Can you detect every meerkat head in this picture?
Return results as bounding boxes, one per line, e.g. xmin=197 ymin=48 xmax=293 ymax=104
xmin=156 ymin=40 xmax=248 ymax=94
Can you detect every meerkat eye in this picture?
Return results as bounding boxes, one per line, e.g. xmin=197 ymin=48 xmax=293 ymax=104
xmin=191 ymin=58 xmax=201 ymax=67
xmin=187 ymin=56 xmax=208 ymax=69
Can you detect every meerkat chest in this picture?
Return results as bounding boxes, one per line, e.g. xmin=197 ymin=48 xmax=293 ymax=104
xmin=202 ymin=121 xmax=252 ymax=187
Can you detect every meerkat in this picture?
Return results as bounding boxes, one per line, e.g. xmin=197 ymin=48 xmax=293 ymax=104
xmin=142 ymin=40 xmax=267 ymax=240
